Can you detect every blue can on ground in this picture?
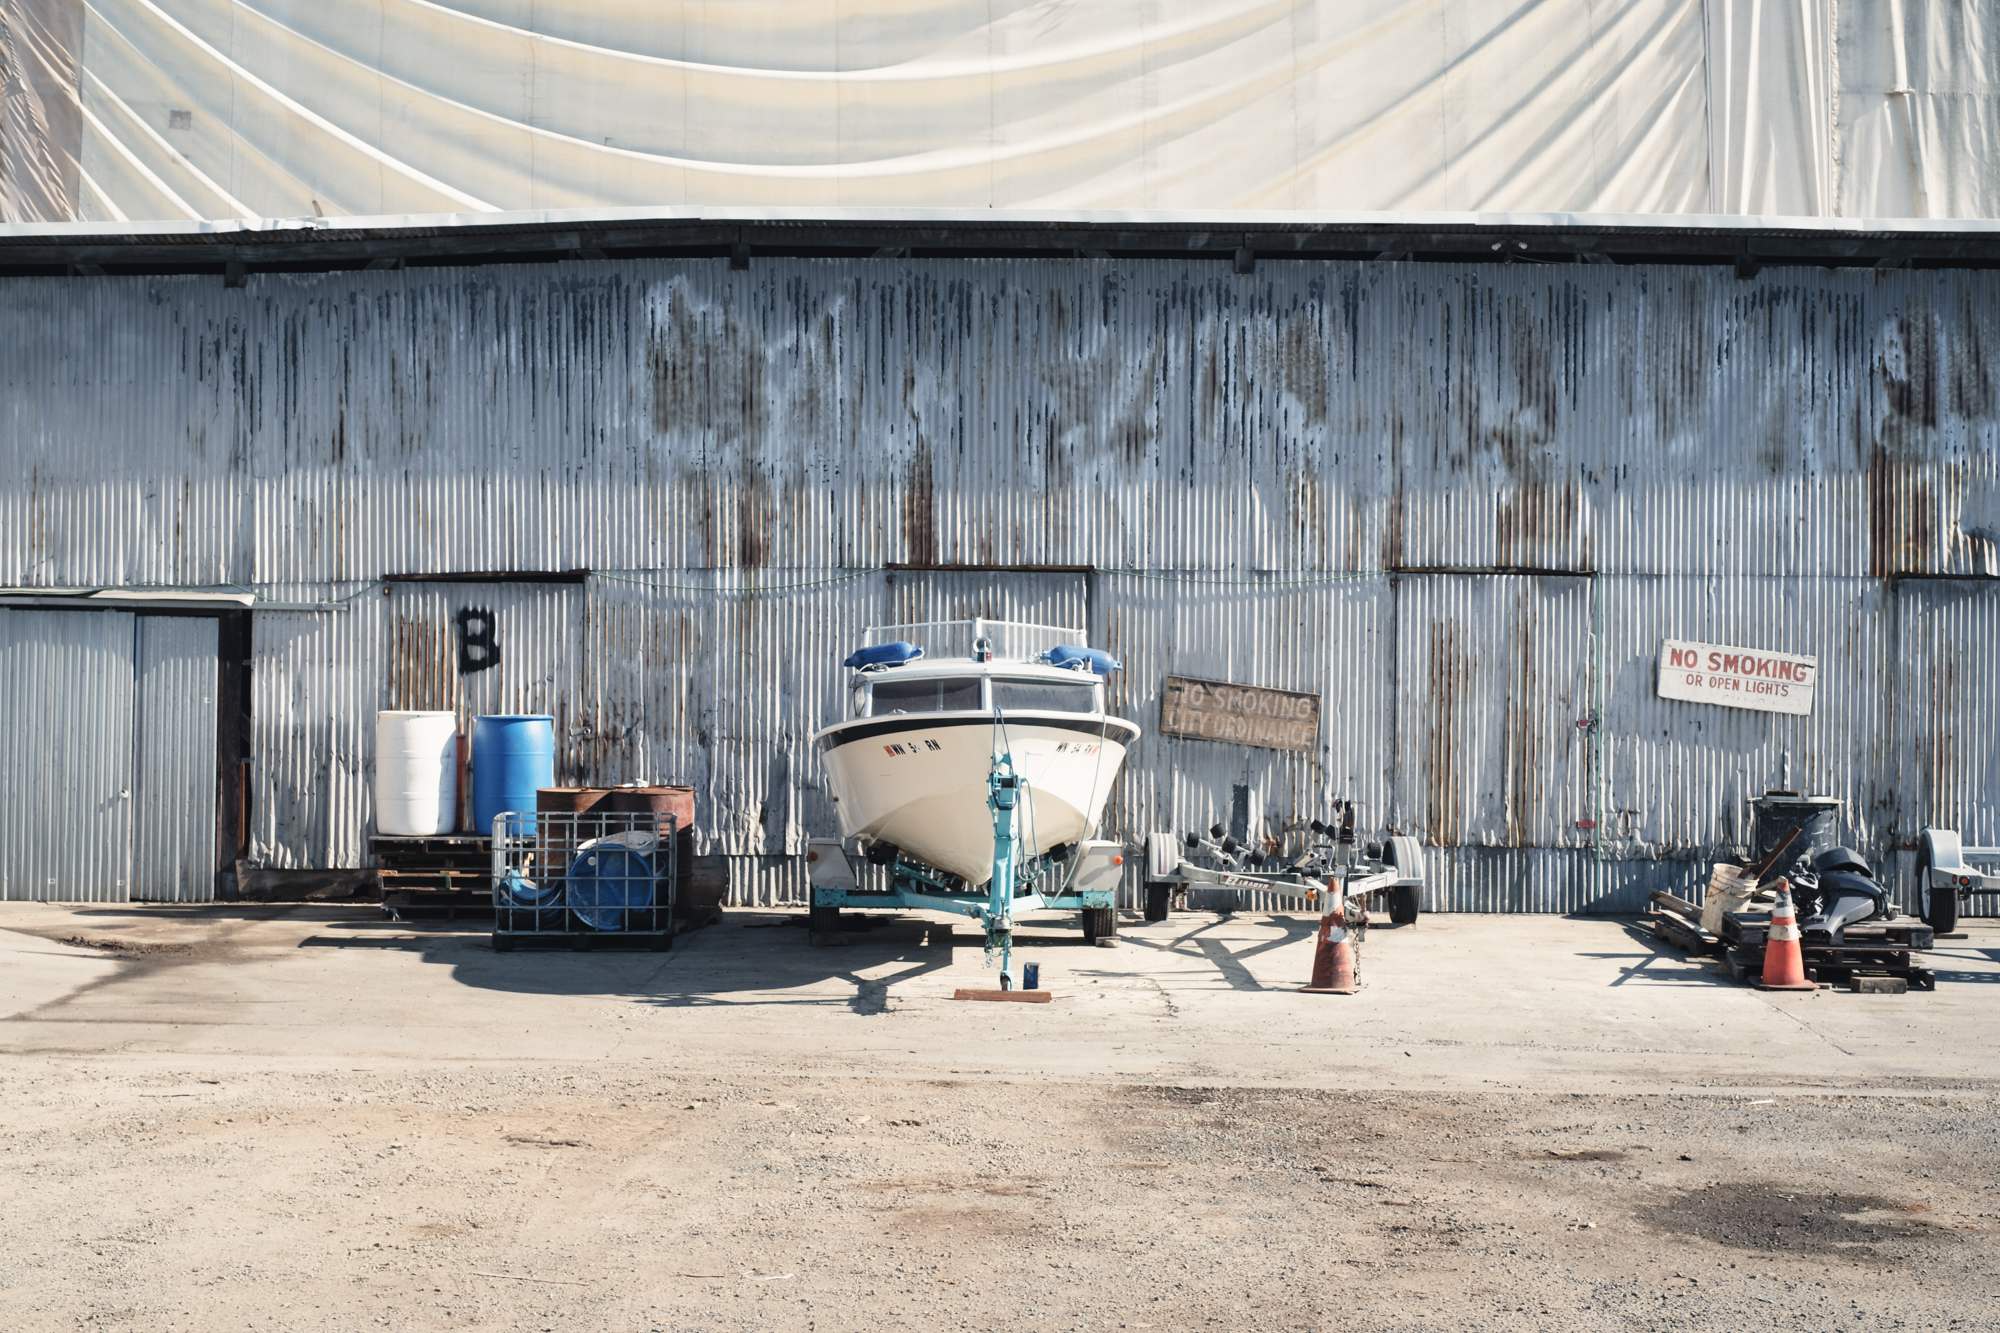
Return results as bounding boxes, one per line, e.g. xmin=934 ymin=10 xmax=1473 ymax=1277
xmin=472 ymin=714 xmax=555 ymax=835
xmin=568 ymin=838 xmax=657 ymax=932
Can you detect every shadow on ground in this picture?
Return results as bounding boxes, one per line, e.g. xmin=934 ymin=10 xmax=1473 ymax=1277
xmin=286 ymin=907 xmax=1210 ymax=1015
xmin=30 ymin=902 xmax=1423 ymax=1011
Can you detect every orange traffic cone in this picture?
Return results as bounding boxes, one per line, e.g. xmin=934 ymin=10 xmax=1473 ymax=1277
xmin=1756 ymin=879 xmax=1817 ymax=992
xmin=1301 ymin=891 xmax=1358 ymax=995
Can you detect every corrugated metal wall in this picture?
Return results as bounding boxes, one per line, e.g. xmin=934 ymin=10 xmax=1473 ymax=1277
xmin=8 ymin=258 xmax=1995 ymax=586
xmin=133 ymin=616 xmax=219 ymax=903
xmin=0 ymin=610 xmax=221 ymax=902
xmin=0 ymin=610 xmax=138 ymax=901
xmin=4 ymin=254 xmax=1999 ymax=910
xmin=248 ymin=584 xmax=385 ymax=870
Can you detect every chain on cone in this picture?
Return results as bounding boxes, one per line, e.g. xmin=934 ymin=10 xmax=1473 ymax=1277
xmin=1301 ymin=881 xmax=1358 ymax=995
xmin=1757 ymin=878 xmax=1817 ymax=991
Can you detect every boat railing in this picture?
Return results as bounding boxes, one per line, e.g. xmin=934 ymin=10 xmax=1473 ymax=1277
xmin=863 ymin=618 xmax=1084 ymax=662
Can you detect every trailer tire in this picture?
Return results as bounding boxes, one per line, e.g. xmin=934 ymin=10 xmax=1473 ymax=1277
xmin=1083 ymin=906 xmax=1117 ymax=944
xmin=1143 ymin=882 xmax=1172 ymax=923
xmin=1389 ymin=883 xmax=1422 ymax=926
xmin=1918 ymin=842 xmax=1959 ymax=934
xmin=809 ymin=895 xmax=842 ymax=944
xmin=1382 ymin=836 xmax=1423 ymax=926
xmin=490 ymin=932 xmax=514 ymax=953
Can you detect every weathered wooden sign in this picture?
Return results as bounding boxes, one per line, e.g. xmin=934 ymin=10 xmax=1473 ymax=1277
xmin=1656 ymin=639 xmax=1817 ymax=716
xmin=1159 ymin=675 xmax=1321 ymax=751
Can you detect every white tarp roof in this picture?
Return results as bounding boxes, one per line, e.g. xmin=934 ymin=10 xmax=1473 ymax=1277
xmin=3 ymin=0 xmax=1997 ymax=229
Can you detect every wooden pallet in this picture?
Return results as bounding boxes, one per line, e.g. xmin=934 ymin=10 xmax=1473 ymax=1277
xmin=1647 ymin=894 xmax=1936 ymax=991
xmin=1644 ymin=892 xmax=1720 ymax=955
xmin=381 ymin=890 xmax=492 ymax=921
xmin=372 ymin=832 xmax=489 ymax=857
xmin=1720 ymin=911 xmax=1935 ymax=951
xmin=372 ymin=832 xmax=493 ymax=904
xmin=1720 ymin=911 xmax=1936 ymax=991
xmin=377 ymin=865 xmax=489 ymax=893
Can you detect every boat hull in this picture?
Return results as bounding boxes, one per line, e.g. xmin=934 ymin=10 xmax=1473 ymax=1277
xmin=814 ymin=713 xmax=1137 ymax=885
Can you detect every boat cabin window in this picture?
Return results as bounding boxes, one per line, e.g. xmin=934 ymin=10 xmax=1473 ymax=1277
xmin=991 ymin=677 xmax=1099 ymax=713
xmin=868 ymin=676 xmax=984 ymax=714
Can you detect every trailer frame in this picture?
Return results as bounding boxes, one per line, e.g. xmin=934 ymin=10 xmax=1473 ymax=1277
xmin=1138 ymin=830 xmax=1427 ymax=925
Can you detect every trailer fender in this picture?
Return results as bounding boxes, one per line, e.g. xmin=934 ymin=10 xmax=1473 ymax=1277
xmin=1071 ymin=840 xmax=1127 ymax=894
xmin=1383 ymin=835 xmax=1425 ymax=926
xmin=1922 ymin=827 xmax=1966 ymax=875
xmin=1385 ymin=835 xmax=1425 ymax=883
xmin=806 ymin=838 xmax=858 ymax=890
xmin=1917 ymin=828 xmax=1961 ymax=934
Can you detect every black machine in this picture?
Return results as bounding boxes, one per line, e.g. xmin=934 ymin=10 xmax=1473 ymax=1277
xmin=1749 ymin=793 xmax=1888 ymax=944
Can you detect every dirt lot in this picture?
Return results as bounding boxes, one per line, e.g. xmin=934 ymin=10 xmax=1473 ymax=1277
xmin=3 ymin=904 xmax=1997 ymax=1331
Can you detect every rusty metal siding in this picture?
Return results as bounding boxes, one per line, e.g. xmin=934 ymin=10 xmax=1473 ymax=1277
xmin=386 ymin=581 xmax=586 ymax=779
xmin=132 ymin=616 xmax=219 ymax=902
xmin=1391 ymin=573 xmax=1596 ymax=851
xmin=582 ymin=570 xmax=876 ymax=858
xmin=0 ymin=609 xmax=137 ymax=901
xmin=225 ymin=564 xmax=2000 ymax=913
xmin=1894 ymin=579 xmax=2000 ymax=860
xmin=0 ymin=277 xmax=248 ymax=588
xmin=247 ymin=584 xmax=384 ymax=869
xmin=1413 ymin=849 xmax=1605 ymax=915
xmin=6 ymin=253 xmax=1999 ymax=911
xmin=582 ymin=568 xmax=1086 ymax=861
xmin=577 ymin=574 xmax=719 ymax=848
xmin=1594 ymin=575 xmax=1898 ymax=866
xmin=1094 ymin=572 xmax=1394 ymax=913
xmin=4 ymin=259 xmax=1995 ymax=589
xmin=882 ymin=569 xmax=1087 ymax=629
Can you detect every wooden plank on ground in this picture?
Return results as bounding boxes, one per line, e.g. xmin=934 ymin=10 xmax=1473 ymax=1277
xmin=951 ymin=988 xmax=1053 ymax=1004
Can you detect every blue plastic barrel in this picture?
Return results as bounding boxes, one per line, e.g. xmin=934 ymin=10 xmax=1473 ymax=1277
xmin=472 ymin=714 xmax=555 ymax=835
xmin=567 ymin=836 xmax=657 ymax=931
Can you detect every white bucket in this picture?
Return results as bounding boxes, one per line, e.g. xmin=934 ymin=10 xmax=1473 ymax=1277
xmin=374 ymin=710 xmax=459 ymax=835
xmin=1699 ymin=862 xmax=1764 ymax=935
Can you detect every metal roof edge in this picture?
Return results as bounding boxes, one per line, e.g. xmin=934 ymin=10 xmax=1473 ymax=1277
xmin=7 ymin=206 xmax=2000 ymax=277
xmin=0 ymin=588 xmax=254 ymax=610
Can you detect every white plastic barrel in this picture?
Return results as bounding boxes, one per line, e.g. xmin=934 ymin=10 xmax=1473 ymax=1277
xmin=374 ymin=710 xmax=460 ymax=835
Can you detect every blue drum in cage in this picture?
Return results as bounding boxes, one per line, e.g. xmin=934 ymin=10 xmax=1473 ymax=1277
xmin=567 ymin=833 xmax=658 ymax=931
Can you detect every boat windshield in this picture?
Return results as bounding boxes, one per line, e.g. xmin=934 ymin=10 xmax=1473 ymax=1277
xmin=993 ymin=677 xmax=1099 ymax=713
xmin=870 ymin=676 xmax=984 ymax=715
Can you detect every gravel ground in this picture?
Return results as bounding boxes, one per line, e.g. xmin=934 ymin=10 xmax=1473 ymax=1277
xmin=4 ymin=1069 xmax=1995 ymax=1332
xmin=2 ymin=906 xmax=1997 ymax=1331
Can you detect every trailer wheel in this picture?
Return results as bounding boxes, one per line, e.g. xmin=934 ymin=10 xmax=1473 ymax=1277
xmin=1389 ymin=883 xmax=1421 ymax=926
xmin=1381 ymin=837 xmax=1423 ymax=926
xmin=809 ymin=894 xmax=842 ymax=944
xmin=1143 ymin=882 xmax=1172 ymax=923
xmin=1083 ymin=906 xmax=1117 ymax=944
xmin=1918 ymin=842 xmax=1959 ymax=934
xmin=490 ymin=932 xmax=514 ymax=953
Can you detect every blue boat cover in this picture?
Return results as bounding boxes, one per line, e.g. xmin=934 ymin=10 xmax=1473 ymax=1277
xmin=1043 ymin=643 xmax=1121 ymax=674
xmin=842 ymin=641 xmax=925 ymax=669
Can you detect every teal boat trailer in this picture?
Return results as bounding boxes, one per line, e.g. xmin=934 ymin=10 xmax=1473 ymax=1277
xmin=807 ymin=749 xmax=1123 ymax=992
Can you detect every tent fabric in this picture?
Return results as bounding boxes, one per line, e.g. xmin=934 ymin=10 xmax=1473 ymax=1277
xmin=2 ymin=0 xmax=1997 ymax=226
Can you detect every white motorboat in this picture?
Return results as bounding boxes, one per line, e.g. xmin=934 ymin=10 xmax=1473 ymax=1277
xmin=813 ymin=621 xmax=1141 ymax=886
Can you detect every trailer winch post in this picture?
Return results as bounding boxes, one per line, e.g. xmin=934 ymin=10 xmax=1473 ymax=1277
xmin=984 ymin=751 xmax=1021 ymax=990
